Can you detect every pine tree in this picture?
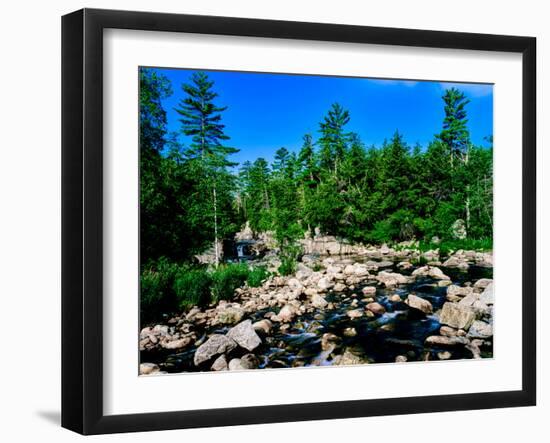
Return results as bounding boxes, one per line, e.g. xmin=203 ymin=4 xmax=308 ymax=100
xmin=437 ymin=88 xmax=471 ymax=166
xmin=175 ymin=72 xmax=239 ymax=266
xmin=298 ymin=133 xmax=317 ymax=183
xmin=437 ymin=87 xmax=472 ymax=232
xmin=318 ymin=103 xmax=351 ymax=176
xmin=272 ymin=147 xmax=290 ymax=173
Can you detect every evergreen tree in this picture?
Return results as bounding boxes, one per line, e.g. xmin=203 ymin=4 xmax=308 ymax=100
xmin=318 ymin=103 xmax=351 ymax=175
xmin=437 ymin=88 xmax=471 ymax=165
xmin=175 ymin=72 xmax=239 ymax=266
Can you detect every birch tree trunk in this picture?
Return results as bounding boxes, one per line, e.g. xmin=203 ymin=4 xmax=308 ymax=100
xmin=213 ymin=183 xmax=219 ymax=268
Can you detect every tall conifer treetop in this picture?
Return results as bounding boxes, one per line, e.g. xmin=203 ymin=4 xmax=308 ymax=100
xmin=175 ymin=71 xmax=238 ymax=166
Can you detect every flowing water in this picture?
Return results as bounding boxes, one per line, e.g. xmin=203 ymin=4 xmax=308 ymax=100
xmin=141 ymin=257 xmax=493 ymax=373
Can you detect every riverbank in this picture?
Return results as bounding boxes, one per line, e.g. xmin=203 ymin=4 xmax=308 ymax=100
xmin=139 ymin=245 xmax=493 ymax=374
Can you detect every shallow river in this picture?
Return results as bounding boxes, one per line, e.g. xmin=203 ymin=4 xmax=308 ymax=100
xmin=142 ymin=256 xmax=493 ymax=372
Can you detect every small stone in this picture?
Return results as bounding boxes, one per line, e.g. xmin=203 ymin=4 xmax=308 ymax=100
xmin=395 ymin=355 xmax=407 ymax=363
xmin=366 ymin=302 xmax=386 ymax=316
xmin=479 ymin=283 xmax=494 ymax=305
xmin=437 ymin=351 xmax=452 ymax=360
xmin=311 ymin=294 xmax=328 ymax=309
xmin=389 ymin=294 xmax=402 ymax=303
xmin=211 ymin=354 xmax=228 ymax=371
xmin=161 ymin=337 xmax=192 ymax=350
xmin=467 ymin=320 xmax=493 ymax=338
xmin=343 ymin=327 xmax=357 ymax=337
xmin=362 ymin=286 xmax=377 ymax=296
xmin=321 ymin=333 xmax=342 ymax=351
xmin=216 ymin=306 xmax=245 ymax=325
xmin=139 ymin=363 xmax=160 ymax=375
xmin=333 ymin=282 xmax=347 ymax=292
xmin=346 ymin=309 xmax=363 ymax=319
xmin=474 ymin=278 xmax=493 ymax=290
xmin=273 ymin=304 xmax=297 ymax=323
xmin=405 ymin=294 xmax=433 ymax=314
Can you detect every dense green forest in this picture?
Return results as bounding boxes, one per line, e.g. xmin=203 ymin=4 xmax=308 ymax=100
xmin=139 ymin=68 xmax=493 ymax=319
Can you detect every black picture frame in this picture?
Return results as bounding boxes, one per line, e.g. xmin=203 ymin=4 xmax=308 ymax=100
xmin=62 ymin=8 xmax=536 ymax=435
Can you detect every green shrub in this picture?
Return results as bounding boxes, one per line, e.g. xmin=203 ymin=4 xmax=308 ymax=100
xmin=210 ymin=263 xmax=250 ymax=302
xmin=140 ymin=258 xmax=179 ymax=323
xmin=173 ymin=267 xmax=212 ymax=309
xmin=247 ymin=266 xmax=270 ymax=287
xmin=278 ymin=244 xmax=301 ymax=276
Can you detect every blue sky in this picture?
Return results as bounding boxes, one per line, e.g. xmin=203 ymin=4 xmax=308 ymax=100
xmin=148 ymin=67 xmax=493 ymax=166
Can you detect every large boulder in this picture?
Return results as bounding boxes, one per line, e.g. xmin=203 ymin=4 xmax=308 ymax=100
xmin=227 ymin=320 xmax=262 ymax=351
xmin=405 ymin=294 xmax=433 ymax=314
xmin=194 ymin=334 xmax=237 ymax=366
xmin=439 ymin=302 xmax=476 ymax=330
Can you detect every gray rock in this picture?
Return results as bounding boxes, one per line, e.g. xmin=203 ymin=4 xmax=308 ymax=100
xmin=211 ymin=354 xmax=228 ymax=371
xmin=194 ymin=334 xmax=237 ymax=366
xmin=216 ymin=306 xmax=245 ymax=325
xmin=228 ymin=354 xmax=259 ymax=371
xmin=467 ymin=320 xmax=493 ymax=338
xmin=317 ymin=277 xmax=334 ymax=291
xmin=227 ymin=320 xmax=262 ymax=351
xmin=412 ymin=266 xmax=449 ymax=280
xmin=479 ymin=283 xmax=494 ymax=305
xmin=474 ymin=278 xmax=493 ymax=290
xmin=377 ymin=271 xmax=409 ymax=287
xmin=405 ymin=294 xmax=433 ymax=314
xmin=272 ymin=304 xmax=297 ymax=322
xmin=439 ymin=302 xmax=476 ymax=330
xmin=366 ymin=302 xmax=386 ymax=315
xmin=311 ymin=294 xmax=328 ymax=308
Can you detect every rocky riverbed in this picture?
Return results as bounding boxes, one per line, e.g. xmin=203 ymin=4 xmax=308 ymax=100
xmin=139 ymin=245 xmax=494 ymax=375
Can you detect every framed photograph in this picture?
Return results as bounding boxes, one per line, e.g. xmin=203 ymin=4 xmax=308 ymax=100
xmin=62 ymin=8 xmax=536 ymax=435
